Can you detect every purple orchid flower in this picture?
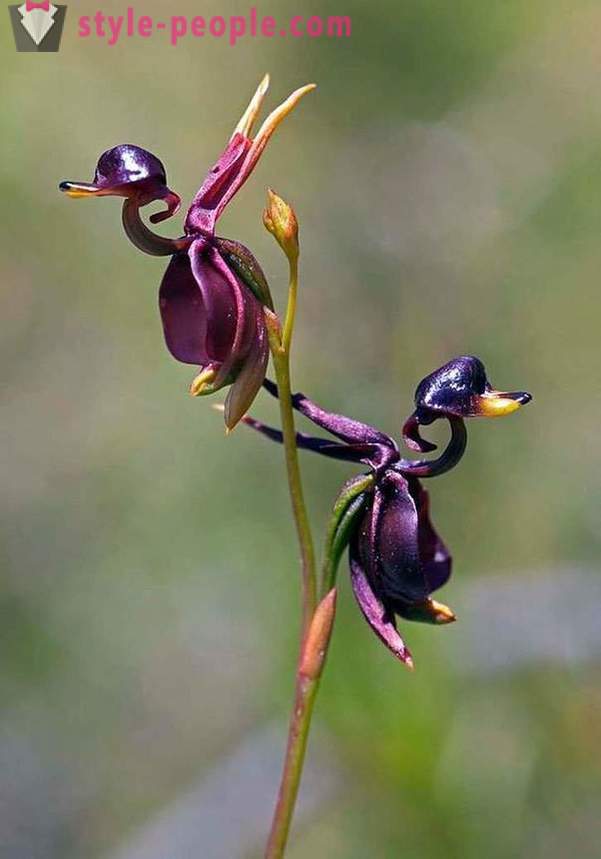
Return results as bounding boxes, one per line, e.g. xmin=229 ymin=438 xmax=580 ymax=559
xmin=60 ymin=76 xmax=315 ymax=429
xmin=243 ymin=357 xmax=531 ymax=667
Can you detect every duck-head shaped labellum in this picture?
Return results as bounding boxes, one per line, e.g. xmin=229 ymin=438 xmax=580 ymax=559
xmin=60 ymin=145 xmax=177 ymax=210
xmin=350 ymin=470 xmax=455 ymax=668
xmin=60 ymin=77 xmax=315 ymax=429
xmin=414 ymin=355 xmax=532 ymax=421
xmin=60 ymin=145 xmax=184 ymax=256
xmin=403 ymin=356 xmax=532 ymax=456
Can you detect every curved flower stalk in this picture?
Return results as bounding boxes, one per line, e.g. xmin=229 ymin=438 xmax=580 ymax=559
xmin=244 ymin=356 xmax=532 ymax=667
xmin=60 ymin=76 xmax=315 ymax=429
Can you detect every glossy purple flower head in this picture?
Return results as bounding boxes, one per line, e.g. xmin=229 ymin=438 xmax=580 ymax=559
xmin=243 ymin=357 xmax=531 ymax=666
xmin=60 ymin=145 xmax=181 ymax=221
xmin=60 ymin=76 xmax=315 ymax=429
xmin=403 ymin=355 xmax=532 ymax=453
xmin=350 ymin=472 xmax=453 ymax=668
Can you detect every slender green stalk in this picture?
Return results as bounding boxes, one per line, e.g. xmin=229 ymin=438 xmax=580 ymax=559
xmin=265 ymin=590 xmax=337 ymax=859
xmin=267 ymin=251 xmax=316 ymax=631
xmin=264 ymin=666 xmax=325 ymax=856
xmin=272 ymin=349 xmax=317 ymax=631
xmin=264 ymin=446 xmax=372 ymax=859
xmin=281 ymin=249 xmax=299 ymax=354
xmin=264 ymin=248 xmax=321 ymax=858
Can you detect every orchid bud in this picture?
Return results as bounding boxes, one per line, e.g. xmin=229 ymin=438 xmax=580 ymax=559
xmin=263 ymin=189 xmax=299 ymax=261
xmin=299 ymin=589 xmax=337 ymax=680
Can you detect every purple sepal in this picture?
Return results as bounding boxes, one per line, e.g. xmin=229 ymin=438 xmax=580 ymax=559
xmin=365 ymin=471 xmax=430 ymax=605
xmin=185 ymin=135 xmax=252 ymax=236
xmin=159 ymin=239 xmax=268 ymax=427
xmin=348 ymin=469 xmax=453 ymax=660
xmin=261 ymin=379 xmax=399 ymax=470
xmin=223 ymin=299 xmax=269 ymax=429
xmin=409 ymin=479 xmax=452 ymax=592
xmin=349 ymin=547 xmax=413 ymax=668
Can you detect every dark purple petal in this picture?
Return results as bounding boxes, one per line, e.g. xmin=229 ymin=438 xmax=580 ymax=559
xmin=240 ymin=413 xmax=379 ymax=463
xmin=349 ymin=545 xmax=413 ymax=668
xmin=159 ymin=240 xmax=240 ymax=367
xmin=196 ymin=246 xmax=257 ymax=389
xmin=185 ymin=134 xmax=252 ymax=236
xmin=159 ymin=251 xmax=210 ymax=365
xmin=408 ymin=479 xmax=452 ymax=592
xmin=368 ymin=471 xmax=429 ymax=604
xmin=224 ymin=311 xmax=269 ymax=430
xmin=261 ymin=379 xmax=398 ymax=467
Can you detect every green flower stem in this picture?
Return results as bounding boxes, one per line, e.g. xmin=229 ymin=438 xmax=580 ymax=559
xmin=265 ymin=474 xmax=373 ymax=856
xmin=266 ymin=276 xmax=316 ymax=631
xmin=264 ymin=251 xmax=319 ymax=859
xmin=281 ymin=248 xmax=299 ymax=354
xmin=264 ymin=590 xmax=337 ymax=859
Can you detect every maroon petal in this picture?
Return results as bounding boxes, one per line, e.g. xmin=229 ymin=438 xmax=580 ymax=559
xmin=349 ymin=546 xmax=413 ymax=668
xmin=224 ymin=311 xmax=269 ymax=430
xmin=197 ymin=246 xmax=259 ymax=389
xmin=371 ymin=471 xmax=430 ymax=604
xmin=409 ymin=480 xmax=452 ymax=592
xmin=185 ymin=134 xmax=251 ymax=236
xmin=159 ymin=251 xmax=210 ymax=365
xmin=160 ymin=240 xmax=241 ymax=367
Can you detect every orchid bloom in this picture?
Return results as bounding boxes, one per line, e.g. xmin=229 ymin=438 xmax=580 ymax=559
xmin=60 ymin=76 xmax=315 ymax=429
xmin=243 ymin=357 xmax=531 ymax=667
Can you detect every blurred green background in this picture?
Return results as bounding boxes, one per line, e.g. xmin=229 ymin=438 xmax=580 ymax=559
xmin=3 ymin=1 xmax=601 ymax=857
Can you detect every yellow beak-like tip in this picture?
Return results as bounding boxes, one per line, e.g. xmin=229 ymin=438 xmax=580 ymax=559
xmin=478 ymin=390 xmax=532 ymax=417
xmin=429 ymin=600 xmax=457 ymax=625
xmin=59 ymin=181 xmax=101 ymax=199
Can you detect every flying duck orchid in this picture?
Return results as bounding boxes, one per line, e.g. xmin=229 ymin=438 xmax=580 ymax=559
xmin=60 ymin=76 xmax=314 ymax=429
xmin=244 ymin=357 xmax=531 ymax=667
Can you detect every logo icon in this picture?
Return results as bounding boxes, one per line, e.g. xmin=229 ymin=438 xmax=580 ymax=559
xmin=9 ymin=2 xmax=67 ymax=52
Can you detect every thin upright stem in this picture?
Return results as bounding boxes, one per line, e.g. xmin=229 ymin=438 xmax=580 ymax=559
xmin=282 ymin=250 xmax=299 ymax=354
xmin=264 ymin=665 xmax=324 ymax=857
xmin=272 ymin=353 xmax=317 ymax=631
xmin=264 ymin=254 xmax=320 ymax=858
xmin=267 ymin=252 xmax=316 ymax=633
xmin=264 ymin=590 xmax=337 ymax=859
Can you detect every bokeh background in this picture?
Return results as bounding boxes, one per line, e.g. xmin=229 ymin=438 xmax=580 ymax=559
xmin=3 ymin=1 xmax=601 ymax=856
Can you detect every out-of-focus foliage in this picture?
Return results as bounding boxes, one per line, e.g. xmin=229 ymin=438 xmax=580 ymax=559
xmin=2 ymin=1 xmax=601 ymax=857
